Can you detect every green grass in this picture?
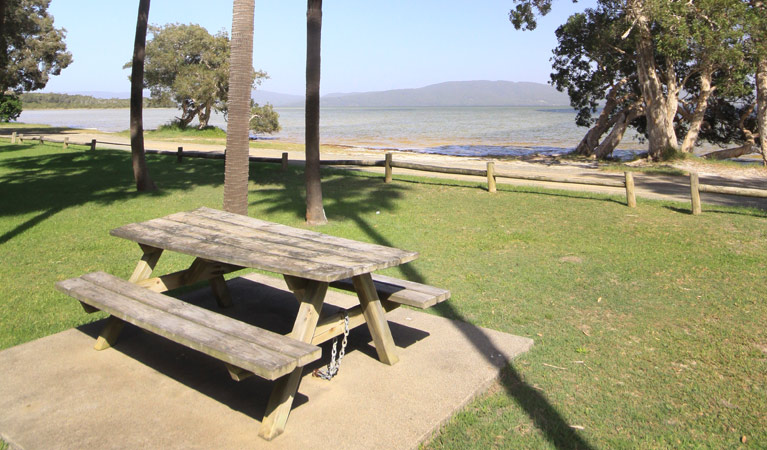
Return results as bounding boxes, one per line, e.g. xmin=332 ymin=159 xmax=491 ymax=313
xmin=2 ymin=142 xmax=766 ymax=448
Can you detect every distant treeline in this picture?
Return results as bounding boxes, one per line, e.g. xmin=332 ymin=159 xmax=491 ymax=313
xmin=20 ymin=93 xmax=174 ymax=109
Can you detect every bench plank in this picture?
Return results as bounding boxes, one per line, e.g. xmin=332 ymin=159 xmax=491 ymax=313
xmin=330 ymin=273 xmax=450 ymax=309
xmin=56 ymin=272 xmax=321 ymax=380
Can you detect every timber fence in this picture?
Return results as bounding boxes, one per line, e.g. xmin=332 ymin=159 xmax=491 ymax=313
xmin=5 ymin=132 xmax=766 ymax=213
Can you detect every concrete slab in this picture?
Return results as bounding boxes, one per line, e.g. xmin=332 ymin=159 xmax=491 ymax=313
xmin=0 ymin=274 xmax=533 ymax=449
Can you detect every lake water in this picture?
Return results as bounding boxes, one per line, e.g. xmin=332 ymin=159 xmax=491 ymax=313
xmin=17 ymin=106 xmax=648 ymax=158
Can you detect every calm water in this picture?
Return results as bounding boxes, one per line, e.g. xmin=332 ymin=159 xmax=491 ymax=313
xmin=17 ymin=106 xmax=647 ymax=158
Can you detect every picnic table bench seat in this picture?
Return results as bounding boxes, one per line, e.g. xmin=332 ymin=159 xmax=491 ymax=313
xmin=329 ymin=273 xmax=450 ymax=309
xmin=243 ymin=272 xmax=450 ymax=347
xmin=55 ymin=271 xmax=322 ymax=381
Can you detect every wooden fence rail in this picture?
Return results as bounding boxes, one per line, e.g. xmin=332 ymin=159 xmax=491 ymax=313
xmin=385 ymin=152 xmax=636 ymax=207
xmin=5 ymin=134 xmax=765 ymax=212
xmin=689 ymin=172 xmax=767 ymax=215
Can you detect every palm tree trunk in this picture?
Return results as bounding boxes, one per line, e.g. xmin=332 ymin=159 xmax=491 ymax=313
xmin=757 ymin=56 xmax=767 ymax=166
xmin=222 ymin=0 xmax=255 ymax=215
xmin=304 ymin=0 xmax=327 ymax=225
xmin=130 ymin=0 xmax=156 ymax=191
xmin=0 ymin=0 xmax=7 ymax=89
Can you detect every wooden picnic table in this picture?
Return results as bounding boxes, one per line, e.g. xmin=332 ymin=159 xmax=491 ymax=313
xmin=107 ymin=206 xmax=421 ymax=439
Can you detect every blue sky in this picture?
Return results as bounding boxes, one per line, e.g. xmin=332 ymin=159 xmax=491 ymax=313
xmin=43 ymin=0 xmax=596 ymax=96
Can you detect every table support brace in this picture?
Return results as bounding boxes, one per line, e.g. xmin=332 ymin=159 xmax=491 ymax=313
xmin=259 ymin=279 xmax=328 ymax=440
xmin=353 ymin=273 xmax=400 ymax=366
xmin=94 ymin=245 xmax=162 ymax=351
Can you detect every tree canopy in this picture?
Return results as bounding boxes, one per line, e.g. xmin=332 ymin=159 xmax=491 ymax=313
xmin=512 ymin=0 xmax=762 ymax=161
xmin=0 ymin=0 xmax=72 ymax=94
xmin=249 ymin=101 xmax=280 ymax=135
xmin=134 ymin=23 xmax=267 ymax=130
xmin=0 ymin=0 xmax=71 ymax=121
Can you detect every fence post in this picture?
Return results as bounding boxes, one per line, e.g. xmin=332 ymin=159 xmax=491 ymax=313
xmin=487 ymin=162 xmax=497 ymax=193
xmin=690 ymin=172 xmax=702 ymax=215
xmin=281 ymin=152 xmax=289 ymax=171
xmin=90 ymin=139 xmax=96 ymax=151
xmin=18 ymin=133 xmax=23 ymax=143
xmin=11 ymin=132 xmax=16 ymax=144
xmin=177 ymin=146 xmax=183 ymax=163
xmin=624 ymin=172 xmax=636 ymax=208
xmin=63 ymin=137 xmax=69 ymax=149
xmin=385 ymin=152 xmax=392 ymax=183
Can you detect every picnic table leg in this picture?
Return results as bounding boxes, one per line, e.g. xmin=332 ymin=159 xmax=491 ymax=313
xmin=209 ymin=276 xmax=233 ymax=308
xmin=259 ymin=279 xmax=328 ymax=440
xmin=352 ymin=273 xmax=400 ymax=365
xmin=94 ymin=245 xmax=163 ymax=351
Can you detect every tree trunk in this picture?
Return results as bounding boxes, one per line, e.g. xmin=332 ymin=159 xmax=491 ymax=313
xmin=198 ymin=102 xmax=212 ymax=129
xmin=702 ymin=143 xmax=755 ymax=160
xmin=129 ymin=0 xmax=156 ymax=192
xmin=222 ymin=0 xmax=255 ymax=215
xmin=633 ymin=13 xmax=678 ymax=160
xmin=594 ymin=105 xmax=642 ymax=159
xmin=680 ymin=64 xmax=715 ymax=154
xmin=575 ymin=93 xmax=619 ymax=156
xmin=304 ymin=0 xmax=327 ymax=225
xmin=757 ymin=56 xmax=767 ymax=166
xmin=703 ymin=104 xmax=757 ymax=160
xmin=0 ymin=0 xmax=7 ymax=90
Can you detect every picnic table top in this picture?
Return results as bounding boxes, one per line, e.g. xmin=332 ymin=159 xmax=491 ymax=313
xmin=110 ymin=207 xmax=419 ymax=283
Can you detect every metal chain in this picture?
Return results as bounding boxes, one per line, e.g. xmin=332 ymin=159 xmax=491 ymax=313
xmin=313 ymin=313 xmax=350 ymax=380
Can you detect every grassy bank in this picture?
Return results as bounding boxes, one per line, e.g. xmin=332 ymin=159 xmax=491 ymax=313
xmin=1 ymin=141 xmax=766 ymax=448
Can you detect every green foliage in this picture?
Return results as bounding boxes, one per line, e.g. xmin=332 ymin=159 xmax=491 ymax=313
xmin=0 ymin=94 xmax=22 ymax=121
xmin=0 ymin=0 xmax=72 ymax=93
xmin=17 ymin=92 xmax=175 ymax=109
xmin=133 ymin=23 xmax=267 ymax=130
xmin=154 ymin=121 xmax=227 ymax=138
xmin=519 ymin=0 xmax=759 ymax=159
xmin=249 ymin=102 xmax=281 ymax=135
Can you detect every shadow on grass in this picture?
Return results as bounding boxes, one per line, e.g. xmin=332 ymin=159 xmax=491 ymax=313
xmin=0 ymin=126 xmax=82 ymax=136
xmin=663 ymin=204 xmax=767 ymax=218
xmin=252 ymin=167 xmax=593 ymax=449
xmin=0 ymin=145 xmax=226 ymax=243
xmin=390 ymin=174 xmax=628 ymax=208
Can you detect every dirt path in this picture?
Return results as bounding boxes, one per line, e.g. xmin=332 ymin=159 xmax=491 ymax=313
xmin=7 ymin=128 xmax=767 ymax=210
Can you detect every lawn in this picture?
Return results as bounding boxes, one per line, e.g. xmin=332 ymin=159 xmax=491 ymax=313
xmin=1 ymin=141 xmax=766 ymax=448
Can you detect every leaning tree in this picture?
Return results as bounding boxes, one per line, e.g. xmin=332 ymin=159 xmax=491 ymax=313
xmin=513 ymin=0 xmax=753 ymax=160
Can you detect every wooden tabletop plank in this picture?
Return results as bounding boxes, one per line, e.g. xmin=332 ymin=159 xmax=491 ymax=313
xmin=148 ymin=217 xmax=381 ymax=272
xmin=192 ymin=207 xmax=417 ymax=261
xmin=111 ymin=222 xmax=348 ymax=281
xmin=163 ymin=212 xmax=405 ymax=268
xmin=111 ymin=207 xmax=419 ymax=282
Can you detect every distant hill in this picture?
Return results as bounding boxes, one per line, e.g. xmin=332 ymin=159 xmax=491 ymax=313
xmin=251 ymin=90 xmax=304 ymax=107
xmin=316 ymin=81 xmax=570 ymax=107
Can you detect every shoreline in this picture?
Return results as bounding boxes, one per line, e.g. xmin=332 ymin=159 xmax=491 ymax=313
xmin=2 ymin=123 xmax=766 ymax=182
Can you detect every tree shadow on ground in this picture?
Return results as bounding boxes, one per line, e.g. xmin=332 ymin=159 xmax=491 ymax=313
xmin=250 ymin=167 xmax=593 ymax=449
xmin=663 ymin=204 xmax=767 ymax=218
xmin=0 ymin=145 xmax=225 ymax=244
xmin=0 ymin=126 xmax=82 ymax=136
